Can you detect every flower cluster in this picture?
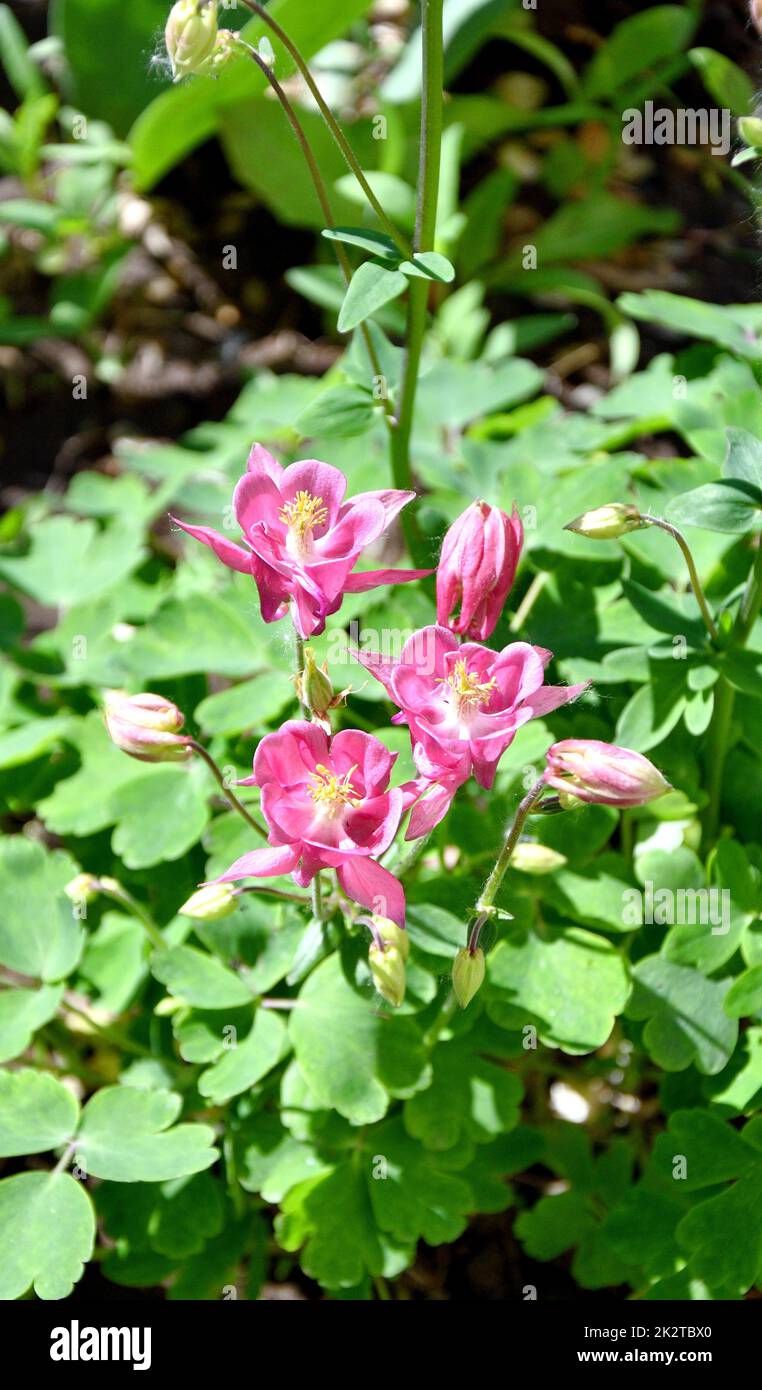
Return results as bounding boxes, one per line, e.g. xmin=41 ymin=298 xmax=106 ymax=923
xmin=107 ymin=448 xmax=669 ymax=1006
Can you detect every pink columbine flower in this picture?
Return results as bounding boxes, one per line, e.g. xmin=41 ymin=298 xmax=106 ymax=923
xmin=171 ymin=444 xmax=431 ymax=638
xmin=355 ymin=625 xmax=588 ymax=838
xmin=544 ymin=739 xmax=671 ymax=808
xmin=437 ymin=500 xmax=523 ymax=640
xmin=211 ymin=721 xmax=409 ymax=926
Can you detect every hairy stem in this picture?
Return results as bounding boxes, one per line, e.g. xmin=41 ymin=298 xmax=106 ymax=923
xmin=293 ymin=625 xmax=309 ymax=717
xmin=189 ymin=740 xmax=267 ymax=840
xmin=311 ymin=872 xmax=325 ymax=923
xmin=389 ymin=0 xmax=444 ymax=566
xmin=475 ymin=777 xmax=548 ymax=919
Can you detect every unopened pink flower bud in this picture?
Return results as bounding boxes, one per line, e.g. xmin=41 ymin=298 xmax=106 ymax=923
xmin=104 ymin=691 xmax=192 ymax=763
xmin=437 ymin=500 xmax=523 ymax=641
xmin=165 ymin=0 xmax=218 ymax=82
xmin=544 ymin=740 xmax=671 ymax=808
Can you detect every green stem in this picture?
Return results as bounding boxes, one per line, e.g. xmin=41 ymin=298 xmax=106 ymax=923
xmin=423 ymin=988 xmax=458 ymax=1049
xmin=240 ymin=1 xmax=411 ymax=259
xmin=61 ymin=998 xmax=156 ymax=1060
xmin=311 ymin=872 xmax=325 ymax=923
xmin=291 ymin=616 xmax=327 ymax=920
xmin=383 ymin=828 xmax=433 ymax=877
xmin=735 ymin=538 xmax=762 ymax=645
xmin=189 ymin=740 xmax=267 ymax=840
xmin=642 ymin=515 xmax=719 ymax=642
xmin=51 ymin=1141 xmax=77 ymax=1178
xmin=293 ymin=625 xmax=309 ymax=716
xmin=239 ymin=885 xmax=308 ymax=905
xmin=93 ymin=879 xmax=165 ymax=950
xmin=389 ymin=0 xmax=444 ymax=567
xmin=475 ymin=777 xmax=547 ymax=918
xmin=702 ymin=676 xmax=734 ymax=847
xmin=702 ymin=541 xmax=762 ymax=845
xmin=510 ymin=570 xmax=549 ymax=632
xmin=234 ymin=38 xmax=391 ymax=412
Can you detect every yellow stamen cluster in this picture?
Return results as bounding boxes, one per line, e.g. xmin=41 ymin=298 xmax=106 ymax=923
xmin=445 ymin=659 xmax=497 ymax=711
xmin=279 ymin=491 xmax=328 ymax=538
xmin=307 ymin=763 xmax=361 ymax=815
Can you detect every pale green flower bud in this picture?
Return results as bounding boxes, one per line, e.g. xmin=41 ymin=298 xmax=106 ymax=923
xmin=452 ymin=947 xmax=485 ymax=1009
xmin=301 ymin=647 xmax=334 ymax=722
xmin=97 ymin=876 xmax=123 ymax=895
xmin=64 ymin=873 xmax=99 ymax=903
xmin=372 ymin=916 xmax=410 ymax=961
xmin=739 ymin=116 xmax=762 ymax=148
xmin=564 ymin=503 xmax=643 ymax=541
xmin=510 ymin=842 xmax=567 ymax=875
xmin=165 ymin=0 xmax=218 ymax=82
xmin=369 ymin=942 xmax=406 ymax=1008
xmin=179 ymin=882 xmax=238 ymax=921
xmin=154 ymin=995 xmax=187 ymax=1016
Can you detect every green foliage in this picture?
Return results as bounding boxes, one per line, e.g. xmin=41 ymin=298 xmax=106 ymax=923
xmin=2 ymin=0 xmax=762 ymax=1309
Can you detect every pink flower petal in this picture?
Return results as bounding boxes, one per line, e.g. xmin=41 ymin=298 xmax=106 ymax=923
xmin=246 ymin=443 xmax=284 ymax=483
xmin=280 ymin=460 xmax=347 ymax=530
xmin=233 ymin=468 xmax=283 ymax=537
xmin=314 ymin=498 xmax=386 ymax=559
xmin=170 ymin=517 xmax=253 ymax=575
xmin=343 ymin=789 xmax=404 ymax=855
xmin=400 ymin=625 xmax=458 ymax=677
xmin=343 ymin=566 xmax=434 ymax=593
xmin=253 ymin=721 xmax=330 ymax=789
xmin=405 ymin=782 xmax=456 ymax=839
xmin=337 ymin=857 xmax=406 ymax=926
xmin=522 ymin=680 xmax=590 ymax=718
xmin=349 ymin=488 xmax=417 ymax=527
xmin=212 ymin=844 xmax=300 ymax=883
xmin=351 ymin=647 xmax=399 ymax=696
xmin=290 ymin=581 xmax=327 ymax=638
xmin=330 ymin=729 xmax=397 ymax=798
